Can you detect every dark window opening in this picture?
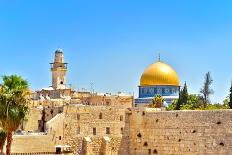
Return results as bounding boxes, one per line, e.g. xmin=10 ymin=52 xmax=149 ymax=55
xmin=56 ymin=147 xmax=62 ymax=154
xmin=178 ymin=139 xmax=181 ymax=142
xmin=93 ymin=128 xmax=96 ymax=135
xmin=59 ymin=136 xmax=62 ymax=140
xmin=156 ymin=119 xmax=159 ymax=123
xmin=217 ymin=121 xmax=221 ymax=125
xmin=142 ymin=111 xmax=145 ymax=116
xmin=60 ymin=81 xmax=63 ymax=84
xmin=106 ymin=127 xmax=110 ymax=134
xmin=120 ymin=115 xmax=123 ymax=121
xmin=99 ymin=113 xmax=103 ymax=119
xmin=192 ymin=130 xmax=196 ymax=133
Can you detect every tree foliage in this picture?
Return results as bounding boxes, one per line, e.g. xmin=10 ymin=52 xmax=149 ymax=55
xmin=200 ymin=72 xmax=214 ymax=108
xmin=175 ymin=82 xmax=188 ymax=110
xmin=0 ymin=75 xmax=30 ymax=155
xmin=167 ymin=94 xmax=229 ymax=111
xmin=228 ymin=82 xmax=232 ymax=109
xmin=149 ymin=94 xmax=164 ymax=108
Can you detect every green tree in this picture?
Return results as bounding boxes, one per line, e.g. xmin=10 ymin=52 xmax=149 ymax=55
xmin=166 ymin=99 xmax=177 ymax=111
xmin=150 ymin=95 xmax=164 ymax=108
xmin=175 ymin=91 xmax=182 ymax=110
xmin=200 ymin=72 xmax=213 ymax=108
xmin=228 ymin=82 xmax=232 ymax=109
xmin=0 ymin=129 xmax=6 ymax=154
xmin=175 ymin=82 xmax=188 ymax=110
xmin=0 ymin=75 xmax=30 ymax=155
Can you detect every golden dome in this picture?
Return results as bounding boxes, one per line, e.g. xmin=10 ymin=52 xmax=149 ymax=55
xmin=140 ymin=61 xmax=180 ymax=86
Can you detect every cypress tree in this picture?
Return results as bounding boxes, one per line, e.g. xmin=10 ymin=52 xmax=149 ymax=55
xmin=175 ymin=82 xmax=188 ymax=110
xmin=175 ymin=90 xmax=182 ymax=110
xmin=182 ymin=82 xmax=188 ymax=104
xmin=229 ymin=81 xmax=232 ymax=109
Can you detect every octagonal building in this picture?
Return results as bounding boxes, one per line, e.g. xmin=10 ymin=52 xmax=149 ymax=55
xmin=135 ymin=58 xmax=180 ymax=106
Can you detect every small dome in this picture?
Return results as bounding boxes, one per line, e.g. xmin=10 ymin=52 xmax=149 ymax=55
xmin=140 ymin=61 xmax=180 ymax=86
xmin=55 ymin=48 xmax=63 ymax=53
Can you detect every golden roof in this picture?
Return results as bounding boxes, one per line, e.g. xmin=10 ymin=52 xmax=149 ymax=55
xmin=140 ymin=61 xmax=180 ymax=86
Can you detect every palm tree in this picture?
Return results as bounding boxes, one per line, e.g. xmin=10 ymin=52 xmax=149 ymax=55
xmin=0 ymin=75 xmax=30 ymax=155
xmin=149 ymin=95 xmax=164 ymax=108
xmin=0 ymin=129 xmax=6 ymax=154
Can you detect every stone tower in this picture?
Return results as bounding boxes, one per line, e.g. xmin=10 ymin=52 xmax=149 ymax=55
xmin=50 ymin=49 xmax=68 ymax=89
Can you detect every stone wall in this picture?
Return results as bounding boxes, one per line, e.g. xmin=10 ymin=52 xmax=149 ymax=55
xmin=81 ymin=95 xmax=133 ymax=108
xmin=23 ymin=108 xmax=42 ymax=132
xmin=127 ymin=108 xmax=232 ymax=155
xmin=46 ymin=113 xmax=65 ymax=145
xmin=63 ymin=105 xmax=126 ymax=154
xmin=11 ymin=106 xmax=232 ymax=155
xmin=11 ymin=135 xmax=56 ymax=153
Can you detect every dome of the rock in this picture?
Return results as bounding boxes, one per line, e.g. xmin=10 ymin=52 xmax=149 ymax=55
xmin=140 ymin=61 xmax=180 ymax=86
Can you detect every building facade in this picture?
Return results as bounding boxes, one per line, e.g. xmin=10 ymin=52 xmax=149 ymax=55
xmin=33 ymin=49 xmax=74 ymax=100
xmin=135 ymin=59 xmax=180 ymax=105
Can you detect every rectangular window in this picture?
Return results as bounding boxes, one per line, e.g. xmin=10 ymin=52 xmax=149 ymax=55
xmin=106 ymin=127 xmax=110 ymax=134
xmin=99 ymin=113 xmax=102 ymax=119
xmin=59 ymin=136 xmax=62 ymax=140
xmin=120 ymin=115 xmax=123 ymax=121
xmin=121 ymin=128 xmax=124 ymax=134
xmin=93 ymin=128 xmax=96 ymax=135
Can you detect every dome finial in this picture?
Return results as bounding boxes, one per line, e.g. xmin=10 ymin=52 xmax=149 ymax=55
xmin=158 ymin=53 xmax=161 ymax=62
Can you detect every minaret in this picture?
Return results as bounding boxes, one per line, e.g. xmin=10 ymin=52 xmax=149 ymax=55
xmin=50 ymin=49 xmax=68 ymax=89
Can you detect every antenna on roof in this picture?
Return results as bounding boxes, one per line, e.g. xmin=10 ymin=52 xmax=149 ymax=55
xmin=158 ymin=53 xmax=161 ymax=61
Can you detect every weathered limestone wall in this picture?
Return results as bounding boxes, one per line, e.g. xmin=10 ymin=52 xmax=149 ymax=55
xmin=127 ymin=108 xmax=232 ymax=155
xmin=63 ymin=105 xmax=126 ymax=155
xmin=23 ymin=108 xmax=42 ymax=132
xmin=47 ymin=113 xmax=65 ymax=145
xmin=81 ymin=95 xmax=133 ymax=108
xmin=12 ymin=106 xmax=232 ymax=155
xmin=11 ymin=135 xmax=55 ymax=153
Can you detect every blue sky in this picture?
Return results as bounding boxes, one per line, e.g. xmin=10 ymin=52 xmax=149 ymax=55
xmin=0 ymin=0 xmax=232 ymax=103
